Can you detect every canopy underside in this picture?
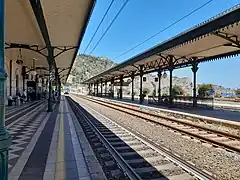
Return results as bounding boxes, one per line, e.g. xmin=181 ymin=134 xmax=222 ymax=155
xmin=5 ymin=0 xmax=95 ymax=83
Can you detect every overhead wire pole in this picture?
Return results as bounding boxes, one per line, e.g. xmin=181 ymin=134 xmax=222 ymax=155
xmin=83 ymin=0 xmax=115 ymax=54
xmin=89 ymin=0 xmax=130 ymax=54
xmin=0 ymin=0 xmax=12 ymax=179
xmin=113 ymin=0 xmax=214 ymax=60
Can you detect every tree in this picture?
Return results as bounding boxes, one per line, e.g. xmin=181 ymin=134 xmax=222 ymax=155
xmin=172 ymin=85 xmax=184 ymax=96
xmin=142 ymin=88 xmax=150 ymax=97
xmin=198 ymin=84 xmax=214 ymax=97
xmin=162 ymin=92 xmax=168 ymax=96
xmin=235 ymin=89 xmax=240 ymax=97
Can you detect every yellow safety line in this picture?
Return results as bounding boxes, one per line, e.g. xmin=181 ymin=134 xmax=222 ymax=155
xmin=55 ymin=101 xmax=65 ymax=179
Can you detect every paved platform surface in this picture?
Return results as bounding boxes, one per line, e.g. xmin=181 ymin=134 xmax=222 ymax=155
xmin=84 ymin=95 xmax=240 ymax=123
xmin=8 ymin=96 xmax=106 ymax=180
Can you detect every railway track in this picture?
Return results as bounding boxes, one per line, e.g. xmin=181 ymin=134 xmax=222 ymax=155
xmin=74 ymin=95 xmax=240 ymax=154
xmin=5 ymin=100 xmax=47 ymax=125
xmin=68 ymin=96 xmax=215 ymax=180
xmin=5 ymin=101 xmax=39 ymax=117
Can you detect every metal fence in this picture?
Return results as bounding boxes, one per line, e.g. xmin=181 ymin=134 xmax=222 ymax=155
xmin=148 ymin=95 xmax=214 ymax=109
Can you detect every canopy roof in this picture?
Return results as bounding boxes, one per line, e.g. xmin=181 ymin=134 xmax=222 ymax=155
xmin=84 ymin=5 xmax=240 ymax=83
xmin=5 ymin=0 xmax=95 ymax=83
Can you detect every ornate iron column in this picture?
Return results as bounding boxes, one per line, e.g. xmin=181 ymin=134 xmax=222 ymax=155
xmin=58 ymin=76 xmax=61 ymax=102
xmin=169 ymin=68 xmax=173 ymax=105
xmin=131 ymin=72 xmax=135 ymax=101
xmin=139 ymin=65 xmax=144 ymax=104
xmin=47 ymin=59 xmax=53 ymax=112
xmin=0 ymin=0 xmax=12 ymax=179
xmin=96 ymin=80 xmax=99 ymax=96
xmin=119 ymin=75 xmax=123 ymax=99
xmin=88 ymin=83 xmax=90 ymax=95
xmin=104 ymin=81 xmax=107 ymax=96
xmin=22 ymin=66 xmax=26 ymax=91
xmin=9 ymin=60 xmax=12 ymax=96
xmin=111 ymin=78 xmax=114 ymax=98
xmin=157 ymin=69 xmax=162 ymax=103
xmin=55 ymin=69 xmax=60 ymax=103
xmin=100 ymin=78 xmax=103 ymax=97
xmin=168 ymin=56 xmax=174 ymax=106
xmin=93 ymin=82 xmax=96 ymax=96
xmin=192 ymin=60 xmax=199 ymax=107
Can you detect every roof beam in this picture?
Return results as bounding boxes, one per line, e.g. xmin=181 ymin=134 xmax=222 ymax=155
xmin=29 ymin=0 xmax=56 ymax=68
xmin=212 ymin=31 xmax=240 ymax=48
xmin=29 ymin=0 xmax=51 ymax=51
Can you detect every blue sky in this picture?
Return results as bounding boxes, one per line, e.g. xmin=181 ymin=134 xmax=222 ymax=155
xmin=79 ymin=0 xmax=240 ymax=88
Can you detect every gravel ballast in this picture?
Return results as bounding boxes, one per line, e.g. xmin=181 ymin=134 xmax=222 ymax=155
xmin=74 ymin=96 xmax=240 ymax=180
xmin=96 ymin=97 xmax=240 ymax=136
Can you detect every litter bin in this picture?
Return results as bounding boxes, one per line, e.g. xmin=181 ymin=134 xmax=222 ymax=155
xmin=16 ymin=97 xmax=21 ymax=106
xmin=8 ymin=99 xmax=13 ymax=106
xmin=8 ymin=96 xmax=13 ymax=106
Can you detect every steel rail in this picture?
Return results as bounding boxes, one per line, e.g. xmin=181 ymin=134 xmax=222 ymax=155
xmin=90 ymin=96 xmax=240 ymax=140
xmin=68 ymin=97 xmax=141 ymax=180
xmin=77 ymin=95 xmax=240 ymax=153
xmin=69 ymin=96 xmax=215 ymax=180
xmin=6 ymin=101 xmax=47 ymax=129
xmin=5 ymin=101 xmax=39 ymax=116
xmin=5 ymin=100 xmax=46 ymax=123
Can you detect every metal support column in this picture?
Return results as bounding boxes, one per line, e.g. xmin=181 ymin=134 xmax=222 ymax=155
xmin=55 ymin=69 xmax=60 ymax=103
xmin=168 ymin=56 xmax=174 ymax=106
xmin=157 ymin=69 xmax=162 ymax=103
xmin=111 ymin=78 xmax=114 ymax=98
xmin=192 ymin=60 xmax=199 ymax=107
xmin=88 ymin=83 xmax=91 ymax=95
xmin=131 ymin=72 xmax=135 ymax=101
xmin=35 ymin=74 xmax=39 ymax=100
xmin=139 ymin=65 xmax=144 ymax=104
xmin=119 ymin=75 xmax=123 ymax=99
xmin=100 ymin=78 xmax=103 ymax=97
xmin=96 ymin=81 xmax=99 ymax=96
xmin=169 ymin=68 xmax=173 ymax=105
xmin=9 ymin=60 xmax=12 ymax=96
xmin=105 ymin=81 xmax=107 ymax=96
xmin=47 ymin=54 xmax=54 ymax=112
xmin=0 ymin=0 xmax=12 ymax=179
xmin=58 ymin=76 xmax=61 ymax=102
xmin=93 ymin=82 xmax=96 ymax=96
xmin=22 ymin=66 xmax=26 ymax=92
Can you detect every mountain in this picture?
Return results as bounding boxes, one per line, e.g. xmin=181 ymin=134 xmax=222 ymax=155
xmin=69 ymin=54 xmax=117 ymax=84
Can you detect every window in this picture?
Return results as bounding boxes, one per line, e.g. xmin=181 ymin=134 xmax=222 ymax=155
xmin=155 ymin=77 xmax=158 ymax=82
xmin=143 ymin=77 xmax=147 ymax=82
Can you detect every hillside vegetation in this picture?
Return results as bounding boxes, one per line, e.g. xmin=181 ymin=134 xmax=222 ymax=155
xmin=70 ymin=54 xmax=117 ymax=83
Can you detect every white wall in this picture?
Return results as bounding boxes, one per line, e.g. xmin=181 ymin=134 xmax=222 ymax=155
xmin=4 ymin=55 xmax=36 ymax=99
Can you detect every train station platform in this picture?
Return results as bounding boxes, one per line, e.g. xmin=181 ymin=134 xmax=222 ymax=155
xmin=8 ymin=96 xmax=106 ymax=180
xmin=77 ymin=94 xmax=240 ymax=124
